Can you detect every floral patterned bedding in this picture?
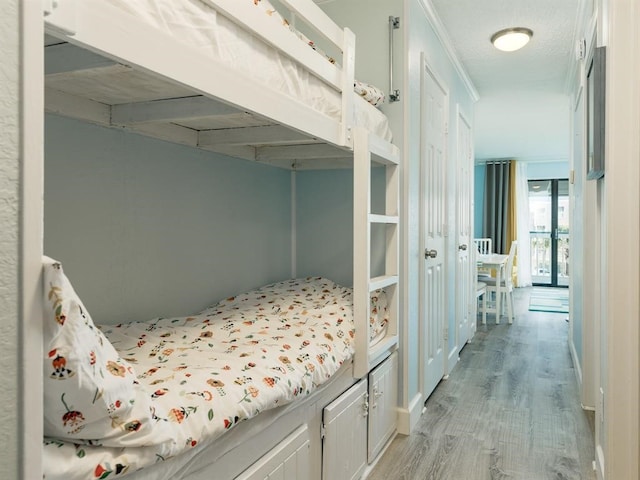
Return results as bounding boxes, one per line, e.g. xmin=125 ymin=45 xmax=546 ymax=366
xmin=42 ymin=259 xmax=388 ymax=480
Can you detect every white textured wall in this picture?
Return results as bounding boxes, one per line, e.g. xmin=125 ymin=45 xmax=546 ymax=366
xmin=45 ymin=115 xmax=292 ymax=324
xmin=0 ymin=1 xmax=20 ymax=478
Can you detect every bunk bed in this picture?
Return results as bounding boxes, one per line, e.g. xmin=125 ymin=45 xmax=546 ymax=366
xmin=43 ymin=0 xmax=401 ymax=479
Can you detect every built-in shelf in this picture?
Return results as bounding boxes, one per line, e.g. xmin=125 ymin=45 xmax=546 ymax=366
xmin=369 ymin=214 xmax=399 ymax=224
xmin=369 ymin=275 xmax=398 ymax=292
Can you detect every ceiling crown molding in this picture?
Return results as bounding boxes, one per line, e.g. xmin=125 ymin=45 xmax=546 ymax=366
xmin=419 ymin=0 xmax=480 ymax=102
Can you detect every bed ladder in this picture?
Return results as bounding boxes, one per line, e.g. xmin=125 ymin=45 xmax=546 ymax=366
xmin=353 ymin=128 xmax=400 ymax=379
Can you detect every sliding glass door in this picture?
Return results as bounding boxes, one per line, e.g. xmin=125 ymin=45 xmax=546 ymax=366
xmin=528 ymin=179 xmax=569 ymax=287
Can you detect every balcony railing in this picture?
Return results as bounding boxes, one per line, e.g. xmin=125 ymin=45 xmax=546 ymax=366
xmin=530 ymin=231 xmax=569 ymax=285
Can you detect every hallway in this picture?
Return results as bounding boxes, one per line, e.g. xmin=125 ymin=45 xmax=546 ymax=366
xmin=369 ymin=287 xmax=596 ymax=479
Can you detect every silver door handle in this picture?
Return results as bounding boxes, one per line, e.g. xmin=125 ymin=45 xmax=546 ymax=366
xmin=425 ymin=249 xmax=438 ymax=259
xmin=459 ymin=244 xmax=468 ymax=251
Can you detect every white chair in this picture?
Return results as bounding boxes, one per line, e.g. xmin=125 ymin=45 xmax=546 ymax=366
xmin=472 ymin=246 xmax=488 ymax=325
xmin=476 ymin=281 xmax=487 ymax=325
xmin=474 ymin=238 xmax=493 ymax=278
xmin=482 ymin=240 xmax=518 ymax=324
xmin=473 ymin=238 xmax=493 ymax=255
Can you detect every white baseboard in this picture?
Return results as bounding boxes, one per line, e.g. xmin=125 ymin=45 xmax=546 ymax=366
xmin=595 ymin=444 xmax=605 ymax=479
xmin=447 ymin=347 xmax=459 ymax=374
xmin=396 ymin=392 xmax=423 ymax=435
xmin=568 ymin=337 xmax=588 ymax=404
xmin=362 ymin=430 xmax=397 ymax=479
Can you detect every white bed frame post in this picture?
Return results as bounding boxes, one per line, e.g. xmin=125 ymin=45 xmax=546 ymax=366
xmin=340 ymin=28 xmax=356 ymax=149
xmin=353 ymin=128 xmax=400 ymax=379
xmin=22 ymin=1 xmax=45 ymax=479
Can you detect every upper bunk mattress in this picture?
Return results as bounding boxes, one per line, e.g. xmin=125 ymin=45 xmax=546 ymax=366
xmin=107 ymin=0 xmax=393 ymax=142
xmin=42 ymin=259 xmax=388 ymax=479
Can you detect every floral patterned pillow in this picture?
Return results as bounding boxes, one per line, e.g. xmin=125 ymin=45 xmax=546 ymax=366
xmin=369 ymin=288 xmax=390 ymax=344
xmin=42 ymin=257 xmax=168 ymax=446
xmin=354 ymin=80 xmax=386 ymax=107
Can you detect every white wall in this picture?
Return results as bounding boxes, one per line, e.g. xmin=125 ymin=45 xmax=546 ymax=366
xmin=527 ymin=161 xmax=569 ymax=179
xmin=1 ymin=1 xmax=21 ymax=478
xmin=475 ymin=91 xmax=571 ymax=163
xmin=45 ymin=115 xmax=292 ymax=324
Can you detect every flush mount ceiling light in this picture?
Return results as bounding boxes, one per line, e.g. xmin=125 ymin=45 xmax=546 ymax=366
xmin=491 ymin=27 xmax=533 ymax=52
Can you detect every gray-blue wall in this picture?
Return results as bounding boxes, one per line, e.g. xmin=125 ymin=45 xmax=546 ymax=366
xmin=45 ymin=115 xmax=292 ymax=324
xmin=295 ymin=167 xmax=387 ymax=288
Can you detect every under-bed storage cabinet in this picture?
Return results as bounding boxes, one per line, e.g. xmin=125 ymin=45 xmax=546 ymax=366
xmin=322 ymin=380 xmax=369 ymax=480
xmin=322 ymin=352 xmax=398 ymax=480
xmin=367 ymin=351 xmax=398 ymax=462
xmin=235 ymin=425 xmax=310 ymax=480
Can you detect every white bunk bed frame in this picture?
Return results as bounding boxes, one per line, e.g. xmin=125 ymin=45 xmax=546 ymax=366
xmin=42 ymin=0 xmax=400 ymax=478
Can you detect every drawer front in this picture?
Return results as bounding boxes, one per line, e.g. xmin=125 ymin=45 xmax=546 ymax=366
xmin=236 ymin=425 xmax=310 ymax=480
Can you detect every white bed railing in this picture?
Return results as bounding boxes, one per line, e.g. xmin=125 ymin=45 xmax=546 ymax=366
xmin=44 ymin=0 xmax=356 ymax=151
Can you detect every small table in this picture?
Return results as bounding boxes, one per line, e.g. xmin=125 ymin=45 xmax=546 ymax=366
xmin=477 ymin=254 xmax=509 ymax=323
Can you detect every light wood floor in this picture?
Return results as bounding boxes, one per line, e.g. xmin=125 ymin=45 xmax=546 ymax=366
xmin=368 ymin=287 xmax=596 ymax=480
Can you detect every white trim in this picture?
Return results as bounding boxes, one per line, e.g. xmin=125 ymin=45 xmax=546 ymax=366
xmin=396 ymin=392 xmax=423 ymax=435
xmin=563 ymin=0 xmax=590 ymax=94
xmin=595 ymin=444 xmax=605 ymax=480
xmin=361 ymin=431 xmax=398 ymax=478
xmin=447 ymin=348 xmax=459 ymax=373
xmin=21 ymin=1 xmax=44 ymax=478
xmin=568 ymin=336 xmax=585 ymax=402
xmin=417 ymin=0 xmax=479 ymax=102
xmin=290 ymin=170 xmax=297 ymax=279
xmin=603 ymin=0 xmax=640 ymax=477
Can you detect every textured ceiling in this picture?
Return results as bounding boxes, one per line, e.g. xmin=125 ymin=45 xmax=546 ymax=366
xmin=430 ymin=0 xmax=581 ymax=95
xmin=429 ymin=0 xmax=582 ymax=162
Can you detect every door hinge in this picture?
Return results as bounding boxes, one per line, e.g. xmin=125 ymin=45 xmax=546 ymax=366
xmin=320 ymin=423 xmax=326 ymax=440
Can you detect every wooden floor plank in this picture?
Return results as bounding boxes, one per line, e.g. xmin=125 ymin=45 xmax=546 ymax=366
xmin=367 ymin=287 xmax=596 ymax=480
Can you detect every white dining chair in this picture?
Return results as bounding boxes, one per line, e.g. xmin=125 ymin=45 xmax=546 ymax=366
xmin=481 ymin=240 xmax=518 ymax=324
xmin=474 ymin=237 xmax=494 ymax=278
xmin=473 ymin=238 xmax=493 ymax=255
xmin=472 ymin=246 xmax=488 ymax=325
xmin=476 ymin=281 xmax=487 ymax=325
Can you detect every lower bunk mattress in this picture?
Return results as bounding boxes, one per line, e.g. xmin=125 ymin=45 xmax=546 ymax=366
xmin=42 ymin=257 xmax=388 ymax=479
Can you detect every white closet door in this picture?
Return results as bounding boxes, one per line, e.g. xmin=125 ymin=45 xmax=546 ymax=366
xmin=420 ymin=53 xmax=449 ymax=400
xmin=455 ymin=107 xmax=474 ymax=346
xmin=322 ymin=380 xmax=368 ymax=480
